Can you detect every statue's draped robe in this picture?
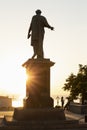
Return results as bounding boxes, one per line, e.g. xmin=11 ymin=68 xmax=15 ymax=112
xmin=29 ymin=14 xmax=52 ymax=58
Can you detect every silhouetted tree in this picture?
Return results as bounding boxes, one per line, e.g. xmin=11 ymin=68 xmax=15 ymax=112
xmin=63 ymin=64 xmax=87 ymax=104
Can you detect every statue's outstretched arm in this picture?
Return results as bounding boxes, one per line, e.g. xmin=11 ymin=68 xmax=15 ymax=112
xmin=43 ymin=17 xmax=54 ymax=30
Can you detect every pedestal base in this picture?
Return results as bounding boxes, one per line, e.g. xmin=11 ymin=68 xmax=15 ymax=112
xmin=13 ymin=108 xmax=65 ymax=121
xmin=24 ymin=96 xmax=54 ymax=108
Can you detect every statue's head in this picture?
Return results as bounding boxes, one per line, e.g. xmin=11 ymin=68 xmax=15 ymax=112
xmin=35 ymin=9 xmax=42 ymax=15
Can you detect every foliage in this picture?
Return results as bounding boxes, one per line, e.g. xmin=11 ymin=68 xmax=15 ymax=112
xmin=63 ymin=64 xmax=87 ymax=104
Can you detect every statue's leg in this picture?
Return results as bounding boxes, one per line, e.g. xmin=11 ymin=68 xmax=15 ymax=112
xmin=37 ymin=42 xmax=44 ymax=59
xmin=31 ymin=46 xmax=37 ymax=59
xmin=40 ymin=43 xmax=44 ymax=58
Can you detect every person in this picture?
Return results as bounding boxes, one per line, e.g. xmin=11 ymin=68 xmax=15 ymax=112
xmin=64 ymin=97 xmax=71 ymax=110
xmin=61 ymin=96 xmax=64 ymax=108
xmin=27 ymin=9 xmax=54 ymax=59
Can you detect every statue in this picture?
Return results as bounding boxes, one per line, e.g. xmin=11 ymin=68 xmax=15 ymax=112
xmin=27 ymin=9 xmax=54 ymax=59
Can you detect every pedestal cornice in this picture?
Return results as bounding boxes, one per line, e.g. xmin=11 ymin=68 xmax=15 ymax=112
xmin=22 ymin=58 xmax=55 ymax=68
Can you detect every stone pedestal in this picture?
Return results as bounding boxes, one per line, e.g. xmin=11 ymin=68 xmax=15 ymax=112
xmin=22 ymin=58 xmax=55 ymax=108
xmin=13 ymin=58 xmax=65 ymax=121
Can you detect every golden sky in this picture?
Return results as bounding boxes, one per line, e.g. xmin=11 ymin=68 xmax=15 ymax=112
xmin=0 ymin=0 xmax=87 ymax=100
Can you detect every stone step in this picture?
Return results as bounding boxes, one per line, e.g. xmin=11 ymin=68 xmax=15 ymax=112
xmin=1 ymin=118 xmax=87 ymax=130
xmin=0 ymin=125 xmax=87 ymax=130
xmin=13 ymin=108 xmax=66 ymax=121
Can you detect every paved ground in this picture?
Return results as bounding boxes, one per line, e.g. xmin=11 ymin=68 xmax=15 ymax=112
xmin=65 ymin=110 xmax=86 ymax=123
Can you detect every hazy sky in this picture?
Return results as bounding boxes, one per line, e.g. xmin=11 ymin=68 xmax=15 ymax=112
xmin=0 ymin=0 xmax=87 ymax=99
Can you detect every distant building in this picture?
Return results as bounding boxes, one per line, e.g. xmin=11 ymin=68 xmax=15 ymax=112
xmin=0 ymin=96 xmax=12 ymax=110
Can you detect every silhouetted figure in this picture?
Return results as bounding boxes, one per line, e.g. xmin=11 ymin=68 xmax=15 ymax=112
xmin=61 ymin=96 xmax=64 ymax=108
xmin=64 ymin=98 xmax=71 ymax=110
xmin=27 ymin=9 xmax=54 ymax=59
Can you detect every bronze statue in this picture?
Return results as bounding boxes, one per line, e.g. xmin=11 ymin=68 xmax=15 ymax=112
xmin=27 ymin=9 xmax=54 ymax=59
